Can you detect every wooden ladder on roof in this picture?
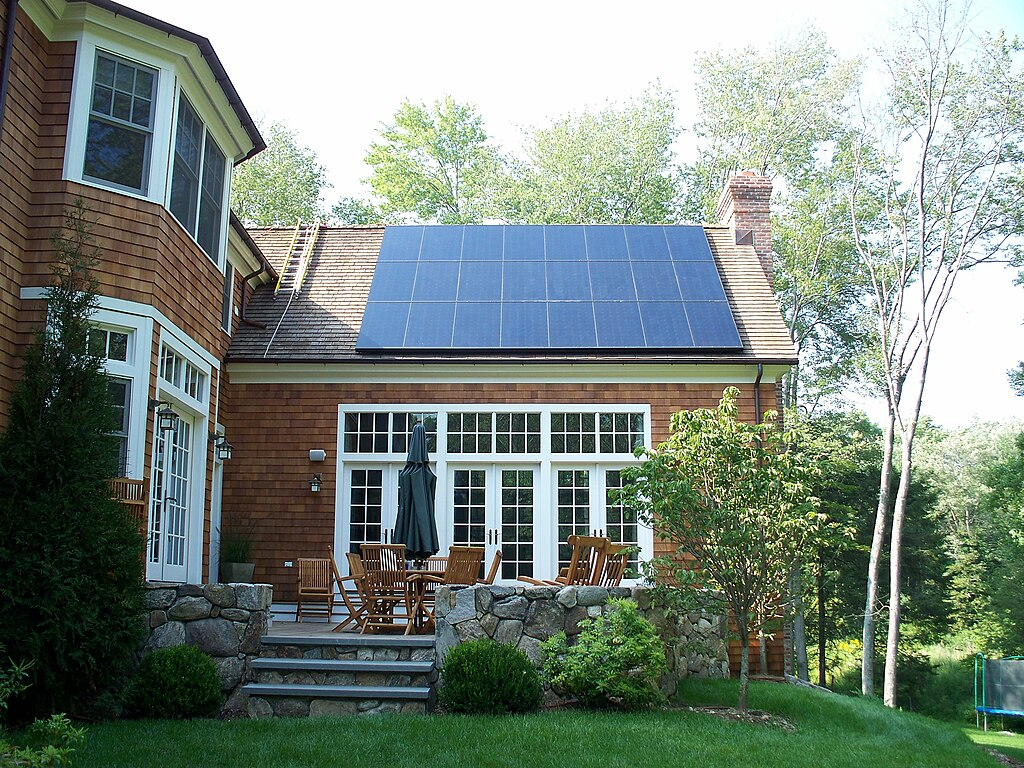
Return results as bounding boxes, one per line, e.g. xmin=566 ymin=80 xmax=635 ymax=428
xmin=274 ymin=221 xmax=321 ymax=296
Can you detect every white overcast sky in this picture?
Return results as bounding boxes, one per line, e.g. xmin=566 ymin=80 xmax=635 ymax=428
xmin=123 ymin=0 xmax=1024 ymax=429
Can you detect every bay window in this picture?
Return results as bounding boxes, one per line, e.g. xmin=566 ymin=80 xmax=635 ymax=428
xmin=170 ymin=93 xmax=227 ymax=262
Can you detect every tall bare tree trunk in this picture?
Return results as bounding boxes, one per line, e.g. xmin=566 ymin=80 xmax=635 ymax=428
xmin=883 ymin=444 xmax=914 ymax=707
xmin=862 ymin=408 xmax=895 ymax=696
xmin=738 ymin=614 xmax=750 ymax=712
xmin=791 ymin=568 xmax=809 ymax=681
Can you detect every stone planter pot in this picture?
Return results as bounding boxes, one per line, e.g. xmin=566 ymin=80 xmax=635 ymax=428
xmin=220 ymin=562 xmax=255 ymax=583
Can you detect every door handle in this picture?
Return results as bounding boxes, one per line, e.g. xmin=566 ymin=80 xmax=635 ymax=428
xmin=488 ymin=529 xmax=492 ymax=545
xmin=494 ymin=529 xmax=500 ymax=545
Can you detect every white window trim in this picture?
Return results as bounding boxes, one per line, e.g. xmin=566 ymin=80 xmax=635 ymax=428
xmin=333 ymin=403 xmax=654 ymax=582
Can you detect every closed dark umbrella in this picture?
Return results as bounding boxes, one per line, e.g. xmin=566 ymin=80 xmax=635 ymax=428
xmin=394 ymin=423 xmax=439 ymax=561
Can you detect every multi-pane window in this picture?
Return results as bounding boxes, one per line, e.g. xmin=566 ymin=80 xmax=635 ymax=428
xmin=447 ymin=412 xmax=493 ymax=453
xmin=557 ymin=469 xmax=591 ymax=569
xmin=599 ymin=413 xmax=645 ymax=453
xmin=83 ymin=52 xmax=156 ymax=193
xmin=169 ymin=92 xmax=226 ymax=261
xmin=604 ymin=470 xmax=638 ymax=570
xmin=159 ymin=345 xmax=206 ymax=402
xmin=552 ymin=412 xmax=645 ymax=454
xmin=501 ymin=469 xmax=534 ymax=579
xmin=349 ymin=469 xmax=384 ymax=549
xmin=495 ymin=412 xmax=541 ymax=453
xmin=87 ymin=327 xmax=130 ymax=363
xmin=107 ymin=377 xmax=131 ymax=476
xmin=453 ymin=469 xmax=487 ymax=547
xmin=343 ymin=412 xmax=438 ymax=454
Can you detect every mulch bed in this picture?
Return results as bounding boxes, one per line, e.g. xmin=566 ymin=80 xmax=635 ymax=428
xmin=988 ymin=749 xmax=1024 ymax=768
xmin=678 ymin=705 xmax=797 ymax=732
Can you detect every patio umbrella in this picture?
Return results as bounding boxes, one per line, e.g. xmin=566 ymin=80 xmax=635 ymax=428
xmin=394 ymin=423 xmax=440 ymax=561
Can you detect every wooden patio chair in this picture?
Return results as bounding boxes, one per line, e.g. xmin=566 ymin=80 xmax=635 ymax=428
xmin=329 ymin=546 xmax=369 ymax=632
xmin=596 ymin=545 xmax=629 ymax=587
xmin=518 ymin=535 xmax=609 ymax=586
xmin=406 ymin=546 xmax=484 ymax=634
xmin=359 ymin=543 xmax=411 ymax=633
xmin=295 ymin=557 xmax=335 ymax=622
xmin=479 ymin=549 xmax=502 ymax=584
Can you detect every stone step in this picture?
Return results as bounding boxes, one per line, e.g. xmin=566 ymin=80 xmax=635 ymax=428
xmin=251 ymin=658 xmax=433 ymax=674
xmin=262 ymin=633 xmax=434 ymax=648
xmin=244 ymin=683 xmax=430 ymax=701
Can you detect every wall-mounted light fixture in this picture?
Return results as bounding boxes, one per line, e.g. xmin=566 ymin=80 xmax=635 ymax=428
xmin=309 ymin=449 xmax=326 ymax=462
xmin=148 ymin=398 xmax=178 ymax=433
xmin=210 ymin=433 xmax=233 ymax=461
xmin=310 ymin=473 xmax=322 ymax=493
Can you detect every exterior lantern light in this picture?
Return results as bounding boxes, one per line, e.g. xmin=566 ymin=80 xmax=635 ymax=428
xmin=310 ymin=473 xmax=322 ymax=493
xmin=211 ymin=434 xmax=233 ymax=461
xmin=149 ymin=399 xmax=178 ymax=433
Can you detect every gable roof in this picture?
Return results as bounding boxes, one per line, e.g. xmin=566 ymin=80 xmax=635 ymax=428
xmin=228 ymin=225 xmax=796 ymax=365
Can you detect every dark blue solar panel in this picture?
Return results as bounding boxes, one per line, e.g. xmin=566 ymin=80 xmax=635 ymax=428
xmin=640 ymin=302 xmax=694 ymax=347
xmin=462 ymin=226 xmax=504 ymax=260
xmin=405 ymin=302 xmax=456 ymax=347
xmin=504 ymin=226 xmax=544 ymax=261
xmin=548 ymin=302 xmax=597 ymax=347
xmin=412 ymin=260 xmax=459 ymax=301
xmin=503 ymin=262 xmax=546 ymax=301
xmin=376 ymin=226 xmax=423 ymax=262
xmin=677 ymin=261 xmax=728 ymax=301
xmin=501 ymin=302 xmax=547 ymax=347
xmin=357 ymin=225 xmax=742 ymax=352
xmin=665 ymin=226 xmax=714 ymax=261
xmin=544 ymin=226 xmax=586 ymax=260
xmin=369 ymin=262 xmax=417 ymax=302
xmin=453 ymin=302 xmax=501 ymax=348
xmin=589 ymin=261 xmax=635 ymax=301
xmin=584 ymin=226 xmax=628 ymax=260
xmin=625 ymin=226 xmax=670 ymax=261
xmin=685 ymin=302 xmax=742 ymax=347
xmin=358 ymin=302 xmax=409 ymax=348
xmin=547 ymin=261 xmax=592 ymax=301
xmin=594 ymin=302 xmax=645 ymax=347
xmin=458 ymin=261 xmax=502 ymax=301
xmin=419 ymin=226 xmax=463 ymax=260
xmin=632 ymin=261 xmax=682 ymax=301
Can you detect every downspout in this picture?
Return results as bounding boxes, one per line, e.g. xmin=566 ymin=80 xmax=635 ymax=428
xmin=0 ymin=0 xmax=19 ymax=140
xmin=753 ymin=363 xmax=763 ymax=424
xmin=240 ymin=262 xmax=267 ymax=329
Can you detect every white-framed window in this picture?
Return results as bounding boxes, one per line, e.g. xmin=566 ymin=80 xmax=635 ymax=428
xmin=107 ymin=376 xmax=132 ymax=476
xmin=160 ymin=344 xmax=208 ymax=405
xmin=342 ymin=412 xmax=438 ymax=454
xmin=169 ymin=92 xmax=228 ymax=263
xmin=82 ymin=51 xmax=157 ymax=194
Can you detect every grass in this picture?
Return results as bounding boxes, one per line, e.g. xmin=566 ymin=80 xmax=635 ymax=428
xmin=966 ymin=725 xmax=1024 ymax=763
xmin=72 ymin=680 xmax=1003 ymax=768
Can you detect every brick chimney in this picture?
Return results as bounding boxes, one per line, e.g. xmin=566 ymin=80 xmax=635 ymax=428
xmin=715 ymin=172 xmax=773 ymax=286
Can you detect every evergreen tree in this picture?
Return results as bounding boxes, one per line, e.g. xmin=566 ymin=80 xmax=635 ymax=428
xmin=0 ymin=202 xmax=145 ymax=721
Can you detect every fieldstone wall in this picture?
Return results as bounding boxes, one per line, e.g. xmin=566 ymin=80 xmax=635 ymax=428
xmin=141 ymin=581 xmax=273 ymax=716
xmin=434 ymin=584 xmax=729 ymax=700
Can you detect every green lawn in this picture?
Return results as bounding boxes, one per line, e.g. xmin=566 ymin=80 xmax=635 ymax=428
xmin=73 ymin=680 xmax=1002 ymax=768
xmin=965 ymin=726 xmax=1024 ymax=763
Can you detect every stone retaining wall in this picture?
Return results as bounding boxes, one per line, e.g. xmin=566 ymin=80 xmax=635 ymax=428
xmin=141 ymin=582 xmax=273 ymax=716
xmin=434 ymin=584 xmax=729 ymax=700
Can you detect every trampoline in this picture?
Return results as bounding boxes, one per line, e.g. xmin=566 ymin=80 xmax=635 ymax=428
xmin=975 ymin=654 xmax=1024 ymax=731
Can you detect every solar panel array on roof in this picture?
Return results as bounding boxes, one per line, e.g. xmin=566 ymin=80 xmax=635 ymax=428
xmin=355 ymin=225 xmax=742 ymax=352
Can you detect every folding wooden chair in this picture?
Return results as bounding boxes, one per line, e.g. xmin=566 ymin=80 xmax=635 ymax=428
xmin=596 ymin=545 xmax=629 ymax=587
xmin=480 ymin=549 xmax=502 ymax=584
xmin=359 ymin=544 xmax=411 ymax=633
xmin=295 ymin=557 xmax=335 ymax=622
xmin=518 ymin=535 xmax=608 ymax=586
xmin=329 ymin=546 xmax=370 ymax=632
xmin=406 ymin=546 xmax=484 ymax=634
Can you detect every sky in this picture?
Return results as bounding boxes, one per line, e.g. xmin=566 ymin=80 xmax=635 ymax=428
xmin=122 ymin=0 xmax=1024 ymax=429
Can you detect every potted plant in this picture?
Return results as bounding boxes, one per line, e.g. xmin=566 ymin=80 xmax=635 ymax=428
xmin=218 ymin=525 xmax=255 ymax=583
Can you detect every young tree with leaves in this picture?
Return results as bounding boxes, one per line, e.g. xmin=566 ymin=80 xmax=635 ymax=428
xmin=231 ymin=120 xmax=330 ymax=226
xmin=850 ymin=1 xmax=1024 ymax=705
xmin=618 ymin=387 xmax=823 ymax=711
xmin=0 ymin=202 xmax=145 ymax=719
xmin=365 ymin=96 xmax=500 ymax=224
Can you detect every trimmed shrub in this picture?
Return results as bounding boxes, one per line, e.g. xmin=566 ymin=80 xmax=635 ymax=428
xmin=541 ymin=598 xmax=667 ymax=710
xmin=438 ymin=640 xmax=542 ymax=715
xmin=125 ymin=646 xmax=221 ymax=719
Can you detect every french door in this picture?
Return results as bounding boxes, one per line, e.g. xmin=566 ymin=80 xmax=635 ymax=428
xmin=343 ymin=466 xmax=399 ymax=554
xmin=449 ymin=465 xmax=537 ymax=582
xmin=148 ymin=411 xmax=195 ymax=582
xmin=554 ymin=466 xmax=640 ymax=571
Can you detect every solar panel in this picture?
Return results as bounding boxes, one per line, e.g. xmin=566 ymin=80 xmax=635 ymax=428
xmin=356 ymin=225 xmax=742 ymax=352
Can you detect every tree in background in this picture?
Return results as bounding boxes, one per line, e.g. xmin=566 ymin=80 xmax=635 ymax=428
xmin=850 ymin=2 xmax=1024 ymax=704
xmin=0 ymin=202 xmax=145 ymax=720
xmin=331 ymin=196 xmax=386 ymax=225
xmin=231 ymin=120 xmax=330 ymax=226
xmin=498 ymin=87 xmax=683 ymax=224
xmin=365 ymin=96 xmax=500 ymax=224
xmin=618 ymin=387 xmax=823 ymax=712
